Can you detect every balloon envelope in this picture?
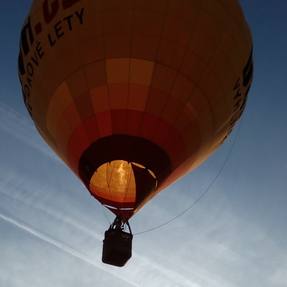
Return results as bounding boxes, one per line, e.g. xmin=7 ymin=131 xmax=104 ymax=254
xmin=18 ymin=0 xmax=253 ymax=219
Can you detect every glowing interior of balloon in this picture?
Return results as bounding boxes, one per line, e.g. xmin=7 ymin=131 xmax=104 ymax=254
xmin=18 ymin=0 xmax=253 ymax=219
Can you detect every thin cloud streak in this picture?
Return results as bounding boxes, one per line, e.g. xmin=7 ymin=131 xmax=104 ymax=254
xmin=0 ymin=212 xmax=139 ymax=287
xmin=0 ymin=188 xmax=102 ymax=241
xmin=0 ymin=183 xmax=203 ymax=287
xmin=0 ymin=103 xmax=58 ymax=162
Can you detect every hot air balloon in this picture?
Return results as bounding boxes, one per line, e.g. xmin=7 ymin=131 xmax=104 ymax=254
xmin=18 ymin=0 xmax=253 ymax=266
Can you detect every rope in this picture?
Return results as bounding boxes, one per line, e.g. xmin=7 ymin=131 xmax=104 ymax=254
xmin=134 ymin=122 xmax=242 ymax=236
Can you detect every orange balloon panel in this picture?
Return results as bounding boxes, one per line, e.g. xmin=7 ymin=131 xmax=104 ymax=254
xmin=18 ymin=0 xmax=253 ymax=219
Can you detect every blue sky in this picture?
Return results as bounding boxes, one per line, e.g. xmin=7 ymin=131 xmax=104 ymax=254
xmin=1 ymin=1 xmax=287 ymax=286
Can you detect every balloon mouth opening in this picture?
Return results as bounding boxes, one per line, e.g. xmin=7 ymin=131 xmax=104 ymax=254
xmin=89 ymin=160 xmax=158 ymax=217
xmin=78 ymin=134 xmax=172 ymax=217
xmin=89 ymin=160 xmax=157 ymax=202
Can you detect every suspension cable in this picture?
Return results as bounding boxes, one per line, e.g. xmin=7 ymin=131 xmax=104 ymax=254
xmin=134 ymin=121 xmax=243 ymax=236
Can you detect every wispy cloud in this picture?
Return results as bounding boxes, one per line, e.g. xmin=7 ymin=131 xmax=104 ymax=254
xmin=270 ymin=266 xmax=287 ymax=287
xmin=0 ymin=103 xmax=58 ymax=161
xmin=0 ymin=212 xmax=139 ymax=287
xmin=0 ymin=176 xmax=202 ymax=287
